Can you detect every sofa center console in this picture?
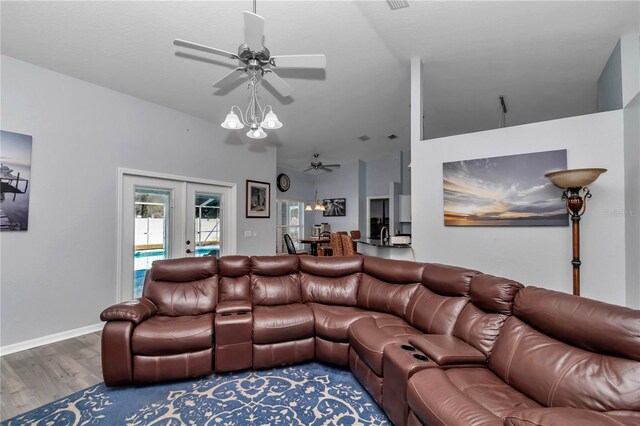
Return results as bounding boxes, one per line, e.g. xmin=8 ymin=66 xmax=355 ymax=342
xmin=214 ymin=301 xmax=253 ymax=373
xmin=383 ymin=343 xmax=437 ymax=426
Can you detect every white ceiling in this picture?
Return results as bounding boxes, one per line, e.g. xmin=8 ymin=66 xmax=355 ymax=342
xmin=2 ymin=1 xmax=638 ymax=170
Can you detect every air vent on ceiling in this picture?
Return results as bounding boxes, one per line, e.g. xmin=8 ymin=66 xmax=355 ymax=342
xmin=357 ymin=135 xmax=371 ymax=142
xmin=387 ymin=134 xmax=398 ymax=140
xmin=386 ymin=0 xmax=409 ymax=10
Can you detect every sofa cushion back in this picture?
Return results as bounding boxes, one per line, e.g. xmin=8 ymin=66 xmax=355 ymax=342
xmin=405 ymin=263 xmax=476 ymax=334
xmin=422 ymin=263 xmax=479 ymax=296
xmin=218 ymin=256 xmax=251 ymax=302
xmin=300 ymin=256 xmax=362 ymax=306
xmin=250 ymin=256 xmax=301 ymax=306
xmin=453 ymin=274 xmax=523 ymax=356
xmin=356 ymin=257 xmax=422 ymax=317
xmin=488 ymin=287 xmax=640 ymax=412
xmin=143 ymin=257 xmax=218 ymax=316
xmin=514 ymin=287 xmax=640 ymax=360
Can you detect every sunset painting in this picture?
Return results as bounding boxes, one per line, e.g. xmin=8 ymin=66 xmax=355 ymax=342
xmin=443 ymin=150 xmax=568 ymax=227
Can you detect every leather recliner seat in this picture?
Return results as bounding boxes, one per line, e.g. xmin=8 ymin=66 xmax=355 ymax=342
xmin=101 ymin=255 xmax=640 ymax=426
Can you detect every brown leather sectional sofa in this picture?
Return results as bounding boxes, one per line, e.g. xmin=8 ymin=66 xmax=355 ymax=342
xmin=100 ymin=255 xmax=640 ymax=425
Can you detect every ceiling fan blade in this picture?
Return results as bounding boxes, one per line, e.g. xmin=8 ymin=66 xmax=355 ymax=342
xmin=303 ymin=167 xmax=315 ymax=172
xmin=243 ymin=11 xmax=265 ymax=51
xmin=319 ymin=166 xmax=334 ymax=172
xmin=270 ymin=54 xmax=326 ymax=69
xmin=262 ymin=71 xmax=294 ymax=97
xmin=322 ymin=164 xmax=341 ymax=168
xmin=174 ymin=39 xmax=237 ymax=59
xmin=212 ymin=67 xmax=246 ymax=89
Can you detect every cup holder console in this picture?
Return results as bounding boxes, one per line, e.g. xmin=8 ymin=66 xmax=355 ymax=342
xmin=413 ymin=354 xmax=429 ymax=361
xmin=401 ymin=345 xmax=416 ymax=352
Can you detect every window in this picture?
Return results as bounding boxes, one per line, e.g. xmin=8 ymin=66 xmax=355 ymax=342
xmin=276 ymin=199 xmax=304 ymax=254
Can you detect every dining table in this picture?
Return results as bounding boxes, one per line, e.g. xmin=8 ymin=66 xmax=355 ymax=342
xmin=299 ymin=237 xmax=331 ymax=256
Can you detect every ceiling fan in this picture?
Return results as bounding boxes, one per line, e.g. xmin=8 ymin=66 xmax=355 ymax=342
xmin=304 ymin=154 xmax=341 ymax=173
xmin=172 ymin=1 xmax=326 ymax=98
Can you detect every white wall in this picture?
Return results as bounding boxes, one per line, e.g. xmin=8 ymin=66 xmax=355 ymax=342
xmin=366 ymin=152 xmax=402 ymax=196
xmin=275 ymin=166 xmax=315 ymax=238
xmin=314 ymin=160 xmax=362 ymax=233
xmin=624 ymin=93 xmax=640 ymax=309
xmin=621 ymin=34 xmax=640 ymax=108
xmin=411 ymin=111 xmax=628 ymax=306
xmin=597 ymin=40 xmax=623 ymax=112
xmin=1 ymin=56 xmax=277 ymax=347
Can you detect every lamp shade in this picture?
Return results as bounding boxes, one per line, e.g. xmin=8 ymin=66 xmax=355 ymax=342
xmin=545 ymin=168 xmax=607 ymax=189
xmin=247 ymin=126 xmax=267 ymax=139
xmin=260 ymin=110 xmax=283 ymax=129
xmin=221 ymin=111 xmax=244 ymax=130
xmin=305 ymin=202 xmax=313 ymax=211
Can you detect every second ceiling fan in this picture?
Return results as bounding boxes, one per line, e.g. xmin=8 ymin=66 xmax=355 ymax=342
xmin=305 ymin=154 xmax=341 ymax=173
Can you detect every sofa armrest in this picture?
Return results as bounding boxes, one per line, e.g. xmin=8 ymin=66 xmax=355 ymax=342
xmin=216 ymin=299 xmax=252 ymax=314
xmin=504 ymin=408 xmax=640 ymax=426
xmin=408 ymin=335 xmax=486 ymax=366
xmin=100 ymin=298 xmax=157 ymax=324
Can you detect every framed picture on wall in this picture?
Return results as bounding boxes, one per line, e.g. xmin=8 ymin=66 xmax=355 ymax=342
xmin=323 ymin=198 xmax=346 ymax=217
xmin=1 ymin=130 xmax=32 ymax=231
xmin=443 ymin=149 xmax=568 ymax=227
xmin=246 ymin=180 xmax=271 ymax=218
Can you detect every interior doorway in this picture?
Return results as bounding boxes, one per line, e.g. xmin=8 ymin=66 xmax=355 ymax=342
xmin=367 ymin=197 xmax=389 ymax=239
xmin=118 ymin=170 xmax=236 ymax=300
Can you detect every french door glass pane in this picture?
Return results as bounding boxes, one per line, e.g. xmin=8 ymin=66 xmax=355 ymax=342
xmin=133 ymin=188 xmax=170 ymax=298
xmin=194 ymin=192 xmax=222 ymax=258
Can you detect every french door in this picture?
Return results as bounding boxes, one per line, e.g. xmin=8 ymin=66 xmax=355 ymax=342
xmin=118 ymin=171 xmax=235 ymax=301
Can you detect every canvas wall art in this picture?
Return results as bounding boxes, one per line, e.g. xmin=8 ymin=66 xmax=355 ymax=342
xmin=246 ymin=180 xmax=270 ymax=218
xmin=1 ymin=130 xmax=32 ymax=231
xmin=323 ymin=198 xmax=346 ymax=217
xmin=443 ymin=150 xmax=568 ymax=227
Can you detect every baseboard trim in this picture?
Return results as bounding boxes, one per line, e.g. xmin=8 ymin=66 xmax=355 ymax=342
xmin=0 ymin=323 xmax=103 ymax=356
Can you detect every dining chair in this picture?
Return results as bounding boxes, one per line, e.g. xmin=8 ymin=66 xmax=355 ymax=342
xmin=349 ymin=230 xmax=361 ymax=253
xmin=317 ymin=231 xmax=332 ymax=256
xmin=341 ymin=234 xmax=356 ymax=256
xmin=329 ymin=233 xmax=344 ymax=256
xmin=284 ymin=234 xmax=307 ymax=255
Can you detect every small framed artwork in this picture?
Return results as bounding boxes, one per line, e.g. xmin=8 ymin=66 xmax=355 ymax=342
xmin=246 ymin=180 xmax=271 ymax=218
xmin=323 ymin=198 xmax=346 ymax=217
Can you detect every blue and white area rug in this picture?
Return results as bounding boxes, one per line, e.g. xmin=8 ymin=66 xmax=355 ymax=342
xmin=3 ymin=362 xmax=390 ymax=425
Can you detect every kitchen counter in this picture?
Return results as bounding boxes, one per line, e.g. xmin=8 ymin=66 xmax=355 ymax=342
xmin=355 ymin=239 xmax=411 ymax=248
xmin=355 ymin=239 xmax=414 ymax=260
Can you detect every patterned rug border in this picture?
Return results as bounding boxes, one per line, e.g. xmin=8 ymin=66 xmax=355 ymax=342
xmin=2 ymin=362 xmax=391 ymax=425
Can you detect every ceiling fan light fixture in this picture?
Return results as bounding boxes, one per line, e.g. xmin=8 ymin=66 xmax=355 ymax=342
xmin=247 ymin=126 xmax=267 ymax=139
xmin=221 ymin=110 xmax=244 ymax=130
xmin=261 ymin=110 xmax=283 ymax=129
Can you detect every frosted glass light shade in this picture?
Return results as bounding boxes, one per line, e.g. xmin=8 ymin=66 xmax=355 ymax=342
xmin=221 ymin=111 xmax=244 ymax=130
xmin=247 ymin=126 xmax=267 ymax=139
xmin=545 ymin=168 xmax=607 ymax=189
xmin=260 ymin=110 xmax=283 ymax=129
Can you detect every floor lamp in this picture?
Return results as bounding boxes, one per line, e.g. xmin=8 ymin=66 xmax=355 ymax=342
xmin=545 ymin=168 xmax=607 ymax=296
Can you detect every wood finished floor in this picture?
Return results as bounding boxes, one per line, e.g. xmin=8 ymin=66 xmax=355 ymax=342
xmin=1 ymin=331 xmax=102 ymax=421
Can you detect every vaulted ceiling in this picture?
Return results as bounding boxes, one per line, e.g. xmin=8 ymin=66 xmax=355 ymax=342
xmin=2 ymin=1 xmax=638 ymax=170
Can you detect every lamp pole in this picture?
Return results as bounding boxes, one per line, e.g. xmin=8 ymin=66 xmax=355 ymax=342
xmin=545 ymin=168 xmax=606 ymax=297
xmin=562 ymin=187 xmax=591 ymax=296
